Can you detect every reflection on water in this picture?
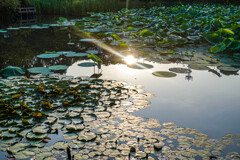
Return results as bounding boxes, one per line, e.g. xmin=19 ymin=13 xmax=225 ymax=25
xmin=185 ymin=72 xmax=193 ymax=81
xmin=67 ymin=60 xmax=240 ymax=139
xmin=0 ymin=19 xmax=240 ymax=158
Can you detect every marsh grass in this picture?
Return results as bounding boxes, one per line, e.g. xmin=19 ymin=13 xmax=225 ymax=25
xmin=25 ymin=0 xmax=156 ymax=16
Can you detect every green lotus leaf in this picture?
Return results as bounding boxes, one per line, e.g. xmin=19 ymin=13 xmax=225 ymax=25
xmin=140 ymin=29 xmax=151 ymax=36
xmin=169 ymin=67 xmax=192 ymax=74
xmin=0 ymin=66 xmax=25 ymax=77
xmin=14 ymin=152 xmax=31 ymax=159
xmin=48 ymin=65 xmax=69 ymax=71
xmin=68 ymin=106 xmax=84 ymax=113
xmin=35 ymin=152 xmax=53 ymax=160
xmin=44 ymin=117 xmax=57 ymax=124
xmin=0 ymin=131 xmax=17 ymax=138
xmin=18 ymin=128 xmax=32 ymax=137
xmin=26 ymin=132 xmax=47 ymax=140
xmin=229 ymin=40 xmax=240 ymax=50
xmin=80 ymin=39 xmax=97 ymax=42
xmin=27 ymin=67 xmax=50 ymax=74
xmin=78 ymin=132 xmax=96 ymax=141
xmin=72 ymin=117 xmax=84 ymax=124
xmin=78 ymin=62 xmax=96 ymax=67
xmin=88 ymin=54 xmax=103 ymax=64
xmin=8 ymin=127 xmax=21 ymax=133
xmin=152 ymin=71 xmax=177 ymax=78
xmin=233 ymin=53 xmax=240 ymax=60
xmin=7 ymin=28 xmax=20 ymax=30
xmin=56 ymin=51 xmax=76 ymax=55
xmin=53 ymin=141 xmax=68 ymax=150
xmin=223 ymin=38 xmax=234 ymax=48
xmin=218 ymin=66 xmax=238 ymax=73
xmin=218 ymin=28 xmax=234 ymax=35
xmin=66 ymin=124 xmax=84 ymax=131
xmin=37 ymin=54 xmax=60 ymax=59
xmin=86 ymin=50 xmax=98 ymax=54
xmin=63 ymin=132 xmax=78 ymax=140
xmin=210 ymin=42 xmax=226 ymax=53
xmin=8 ymin=142 xmax=30 ymax=154
xmin=204 ymin=32 xmax=222 ymax=45
xmin=111 ymin=33 xmax=121 ymax=40
xmin=0 ymin=29 xmax=7 ymax=33
xmin=127 ymin=62 xmax=153 ymax=69
xmin=188 ymin=64 xmax=210 ymax=70
xmin=32 ymin=126 xmax=49 ymax=134
xmin=65 ymin=53 xmax=89 ymax=57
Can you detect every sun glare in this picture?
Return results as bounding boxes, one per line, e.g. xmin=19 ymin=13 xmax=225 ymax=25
xmin=124 ymin=55 xmax=137 ymax=64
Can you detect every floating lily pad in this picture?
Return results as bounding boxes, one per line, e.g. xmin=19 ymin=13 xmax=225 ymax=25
xmin=56 ymin=51 xmax=76 ymax=55
xmin=188 ymin=64 xmax=210 ymax=70
xmin=48 ymin=65 xmax=69 ymax=71
xmin=27 ymin=67 xmax=50 ymax=74
xmin=53 ymin=141 xmax=68 ymax=150
xmin=218 ymin=66 xmax=238 ymax=73
xmin=37 ymin=54 xmax=60 ymax=59
xmin=80 ymin=39 xmax=97 ymax=42
xmin=35 ymin=152 xmax=53 ymax=159
xmin=65 ymin=53 xmax=88 ymax=57
xmin=78 ymin=62 xmax=96 ymax=67
xmin=66 ymin=124 xmax=84 ymax=131
xmin=14 ymin=152 xmax=31 ymax=159
xmin=127 ymin=62 xmax=154 ymax=69
xmin=26 ymin=132 xmax=47 ymax=140
xmin=152 ymin=71 xmax=177 ymax=78
xmin=0 ymin=30 xmax=7 ymax=33
xmin=8 ymin=142 xmax=30 ymax=154
xmin=7 ymin=28 xmax=20 ymax=30
xmin=86 ymin=50 xmax=98 ymax=54
xmin=32 ymin=126 xmax=49 ymax=134
xmin=78 ymin=132 xmax=96 ymax=141
xmin=169 ymin=67 xmax=192 ymax=74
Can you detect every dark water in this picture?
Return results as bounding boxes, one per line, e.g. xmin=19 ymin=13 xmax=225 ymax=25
xmin=0 ymin=17 xmax=240 ymax=157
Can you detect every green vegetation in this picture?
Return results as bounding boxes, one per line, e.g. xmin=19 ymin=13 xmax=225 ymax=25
xmin=24 ymin=0 xmax=156 ymax=16
xmin=69 ymin=5 xmax=240 ymax=54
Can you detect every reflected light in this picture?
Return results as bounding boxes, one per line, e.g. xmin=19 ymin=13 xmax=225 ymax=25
xmin=124 ymin=55 xmax=137 ymax=64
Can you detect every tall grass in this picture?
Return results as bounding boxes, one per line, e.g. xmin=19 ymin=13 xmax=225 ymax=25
xmin=25 ymin=0 xmax=157 ymax=16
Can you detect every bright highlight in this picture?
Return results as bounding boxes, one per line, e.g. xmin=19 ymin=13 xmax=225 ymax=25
xmin=124 ymin=55 xmax=137 ymax=64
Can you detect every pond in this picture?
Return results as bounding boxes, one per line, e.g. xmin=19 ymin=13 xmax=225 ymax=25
xmin=0 ymin=5 xmax=240 ymax=160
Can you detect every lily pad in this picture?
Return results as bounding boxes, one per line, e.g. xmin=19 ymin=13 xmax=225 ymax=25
xmin=48 ymin=65 xmax=69 ymax=71
xmin=32 ymin=126 xmax=49 ymax=134
xmin=78 ymin=132 xmax=96 ymax=141
xmin=27 ymin=67 xmax=51 ymax=74
xmin=80 ymin=39 xmax=97 ymax=42
xmin=8 ymin=142 xmax=30 ymax=154
xmin=78 ymin=62 xmax=96 ymax=67
xmin=188 ymin=64 xmax=210 ymax=70
xmin=218 ymin=66 xmax=238 ymax=73
xmin=37 ymin=54 xmax=60 ymax=59
xmin=65 ymin=53 xmax=88 ymax=57
xmin=26 ymin=132 xmax=47 ymax=140
xmin=86 ymin=50 xmax=98 ymax=54
xmin=56 ymin=51 xmax=76 ymax=55
xmin=53 ymin=141 xmax=68 ymax=150
xmin=0 ymin=29 xmax=7 ymax=33
xmin=169 ymin=67 xmax=192 ymax=74
xmin=152 ymin=71 xmax=177 ymax=78
xmin=127 ymin=62 xmax=154 ymax=69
